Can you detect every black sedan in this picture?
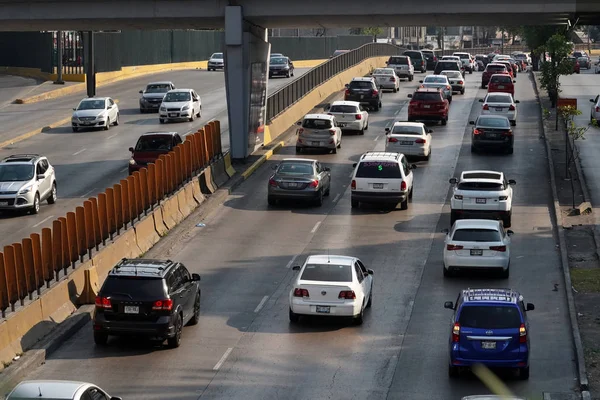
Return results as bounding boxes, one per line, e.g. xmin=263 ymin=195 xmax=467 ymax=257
xmin=469 ymin=115 xmax=514 ymax=154
xmin=269 ymin=56 xmax=295 ymax=78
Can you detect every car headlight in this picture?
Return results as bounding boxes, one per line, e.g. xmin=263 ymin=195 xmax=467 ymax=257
xmin=19 ymin=185 xmax=33 ymax=194
xmin=129 ymin=159 xmax=137 ymax=165
xmin=182 ymin=105 xmax=190 ymax=111
xmin=160 ymin=106 xmax=166 ymax=111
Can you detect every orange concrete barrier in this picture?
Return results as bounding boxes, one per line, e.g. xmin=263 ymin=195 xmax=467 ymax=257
xmin=199 ymin=166 xmax=217 ymax=194
xmin=30 ymin=233 xmax=43 ymax=291
xmin=84 ymin=200 xmax=96 ymax=252
xmin=113 ymin=184 xmax=123 ymax=233
xmin=41 ymin=228 xmax=53 ymax=285
xmin=12 ymin=243 xmax=26 ymax=304
xmin=160 ymin=194 xmax=183 ymax=230
xmin=134 ymin=211 xmax=161 ymax=253
xmin=127 ymin=175 xmax=138 ymax=222
xmin=66 ymin=212 xmax=78 ymax=265
xmin=97 ymin=193 xmax=109 ymax=243
xmin=139 ymin=168 xmax=149 ymax=214
xmin=58 ymin=217 xmax=70 ymax=270
xmin=156 ymin=158 xmax=165 ymax=201
xmin=105 ymin=188 xmax=116 ymax=236
xmin=132 ymin=172 xmax=143 ymax=218
xmin=191 ymin=176 xmax=205 ymax=204
xmin=0 ymin=254 xmax=8 ymax=316
xmin=4 ymin=245 xmax=18 ymax=308
xmin=153 ymin=205 xmax=168 ymax=236
xmin=176 ymin=184 xmax=194 ymax=219
xmin=22 ymin=238 xmax=35 ymax=299
xmin=88 ymin=198 xmax=102 ymax=248
xmin=52 ymin=219 xmax=64 ymax=276
xmin=119 ymin=179 xmax=130 ymax=228
xmin=147 ymin=163 xmax=156 ymax=207
xmin=75 ymin=206 xmax=87 ymax=260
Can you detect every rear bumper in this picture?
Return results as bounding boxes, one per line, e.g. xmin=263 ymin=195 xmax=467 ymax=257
xmin=481 ymin=110 xmax=516 ymax=121
xmin=450 ymin=355 xmax=528 ymax=368
xmin=72 ymin=120 xmax=107 ymax=129
xmin=344 ymin=96 xmax=379 ymax=106
xmin=290 ymin=300 xmax=359 ymax=316
xmin=93 ymin=314 xmax=175 ymax=339
xmin=472 ymin=137 xmax=513 ymax=149
xmin=338 ymin=121 xmax=363 ymax=131
xmin=444 ymin=253 xmax=510 ymax=270
xmin=268 ymin=188 xmax=320 ymax=200
xmin=160 ymin=111 xmax=192 ymax=120
xmin=296 ymin=139 xmax=336 ymax=149
xmin=352 ymin=190 xmax=407 ymax=203
xmin=450 ymin=84 xmax=465 ymax=91
xmin=408 ymin=112 xmax=446 ymax=121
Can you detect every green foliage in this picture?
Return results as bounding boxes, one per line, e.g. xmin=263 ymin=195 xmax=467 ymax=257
xmin=521 ymin=25 xmax=562 ymax=52
xmin=559 ymin=105 xmax=596 ymax=141
xmin=362 ymin=27 xmax=384 ymax=38
xmin=538 ymin=33 xmax=574 ymax=106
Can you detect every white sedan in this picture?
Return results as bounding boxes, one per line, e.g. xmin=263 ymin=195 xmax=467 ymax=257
xmin=326 ymin=101 xmax=369 ymax=134
xmin=371 ymin=67 xmax=400 ymax=92
xmin=159 ymin=88 xmax=202 ymax=123
xmin=442 ymin=219 xmax=513 ymax=278
xmin=289 ymin=255 xmax=373 ymax=325
xmin=71 ymin=97 xmax=119 ymax=132
xmin=440 ymin=70 xmax=465 ymax=94
xmin=589 ymin=95 xmax=600 ymax=124
xmin=479 ymin=92 xmax=519 ymax=126
xmin=385 ymin=121 xmax=432 ymax=160
xmin=7 ymin=380 xmax=122 ymax=400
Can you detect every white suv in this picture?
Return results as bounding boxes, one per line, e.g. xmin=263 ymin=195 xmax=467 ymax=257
xmin=295 ymin=114 xmax=342 ymax=154
xmin=350 ymin=152 xmax=416 ymax=210
xmin=449 ymin=170 xmax=516 ymax=227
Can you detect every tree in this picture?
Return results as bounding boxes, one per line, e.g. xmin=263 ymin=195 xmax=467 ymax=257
xmin=538 ymin=32 xmax=574 ymax=107
xmin=500 ymin=26 xmax=523 ymax=44
xmin=362 ymin=27 xmax=384 ymax=42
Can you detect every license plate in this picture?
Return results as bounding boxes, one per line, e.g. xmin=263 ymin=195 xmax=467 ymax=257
xmin=471 ymin=249 xmax=483 ymax=256
xmin=373 ymin=183 xmax=384 ymax=189
xmin=495 ymin=108 xmax=503 ymax=111
xmin=476 ymin=198 xmax=486 ymax=204
xmin=481 ymin=341 xmax=496 ymax=349
xmin=401 ymin=141 xmax=413 ymax=145
xmin=0 ymin=201 xmax=7 ymax=206
xmin=82 ymin=122 xmax=92 ymax=125
xmin=487 ymin=134 xmax=498 ymax=138
xmin=316 ymin=306 xmax=330 ymax=313
xmin=338 ymin=123 xmax=347 ymax=127
xmin=287 ymin=182 xmax=298 ymax=188
xmin=169 ymin=113 xmax=177 ymax=117
xmin=124 ymin=306 xmax=139 ymax=314
xmin=423 ymin=105 xmax=431 ymax=108
xmin=311 ymin=141 xmax=320 ymax=146
xmin=498 ymin=85 xmax=505 ymax=89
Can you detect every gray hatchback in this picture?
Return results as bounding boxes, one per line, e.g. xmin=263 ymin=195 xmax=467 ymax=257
xmin=268 ymin=158 xmax=331 ymax=207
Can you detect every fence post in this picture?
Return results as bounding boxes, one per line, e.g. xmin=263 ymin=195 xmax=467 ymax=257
xmin=173 ymin=146 xmax=183 ymax=187
xmin=84 ymin=200 xmax=95 ymax=259
xmin=205 ymin=124 xmax=214 ymax=161
xmin=88 ymin=198 xmax=102 ymax=250
xmin=105 ymin=188 xmax=116 ymax=240
xmin=183 ymin=140 xmax=193 ymax=180
xmin=66 ymin=212 xmax=78 ymax=268
xmin=113 ymin=183 xmax=123 ymax=235
xmin=132 ymin=172 xmax=143 ymax=219
xmin=187 ymin=135 xmax=197 ymax=173
xmin=165 ymin=154 xmax=174 ymax=194
xmin=22 ymin=238 xmax=36 ymax=301
xmin=213 ymin=120 xmax=222 ymax=156
xmin=59 ymin=217 xmax=71 ymax=272
xmin=147 ymin=163 xmax=156 ymax=208
xmin=52 ymin=219 xmax=63 ymax=279
xmin=30 ymin=233 xmax=43 ymax=295
xmin=97 ymin=193 xmax=108 ymax=245
xmin=0 ymin=253 xmax=8 ymax=317
xmin=75 ymin=206 xmax=86 ymax=263
xmin=156 ymin=158 xmax=165 ymax=202
xmin=12 ymin=243 xmax=26 ymax=306
xmin=139 ymin=168 xmax=149 ymax=215
xmin=41 ymin=228 xmax=53 ymax=289
xmin=4 ymin=245 xmax=18 ymax=311
xmin=199 ymin=129 xmax=209 ymax=166
xmin=120 ymin=179 xmax=131 ymax=228
xmin=127 ymin=175 xmax=138 ymax=223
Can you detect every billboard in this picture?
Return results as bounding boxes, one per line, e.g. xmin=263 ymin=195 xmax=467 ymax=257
xmin=248 ymin=61 xmax=268 ymax=153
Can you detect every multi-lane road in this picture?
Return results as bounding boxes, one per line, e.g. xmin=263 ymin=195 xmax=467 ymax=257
xmin=0 ymin=69 xmax=308 ymax=249
xmin=19 ymin=68 xmax=578 ymax=399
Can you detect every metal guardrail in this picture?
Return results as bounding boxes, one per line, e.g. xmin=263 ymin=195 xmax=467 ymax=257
xmin=266 ymin=42 xmax=405 ymax=121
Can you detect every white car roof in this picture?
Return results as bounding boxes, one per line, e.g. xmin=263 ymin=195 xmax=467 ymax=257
xmin=453 ymin=219 xmax=502 ymax=230
xmin=305 ymin=255 xmax=355 ymax=266
xmin=168 ymin=88 xmax=193 ymax=93
xmin=373 ymin=68 xmax=395 ymax=73
xmin=147 ymin=81 xmax=173 ymax=86
xmin=80 ymin=97 xmax=109 ymax=102
xmin=351 ymin=77 xmax=374 ymax=82
xmin=486 ymin=92 xmax=513 ymax=98
xmin=330 ymin=100 xmax=360 ymax=107
xmin=424 ymin=75 xmax=448 ymax=80
xmin=8 ymin=380 xmax=90 ymax=399
xmin=392 ymin=121 xmax=425 ymax=128
xmin=441 ymin=70 xmax=462 ymax=74
xmin=359 ymin=151 xmax=401 ymax=162
xmin=304 ymin=113 xmax=334 ymax=120
xmin=460 ymin=170 xmax=503 ymax=182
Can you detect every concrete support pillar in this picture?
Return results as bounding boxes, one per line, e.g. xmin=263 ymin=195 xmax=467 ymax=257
xmin=54 ymin=31 xmax=65 ymax=85
xmin=224 ymin=5 xmax=271 ymax=160
xmin=83 ymin=31 xmax=96 ymax=97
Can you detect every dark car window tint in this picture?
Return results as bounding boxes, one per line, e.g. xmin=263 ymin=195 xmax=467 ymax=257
xmin=271 ymin=57 xmax=287 ymax=64
xmin=135 ymin=136 xmax=173 ymax=151
xmin=146 ymin=84 xmax=171 ymax=93
xmin=302 ymin=119 xmax=332 ymax=129
xmin=458 ymin=305 xmax=522 ymax=329
xmin=462 ymin=173 xmax=502 ymax=180
xmin=301 ymin=264 xmax=352 ymax=282
xmin=404 ymin=51 xmax=422 ymax=58
xmin=478 ymin=117 xmax=510 ymax=128
xmin=330 ymin=105 xmax=358 ymax=113
xmin=486 ymin=95 xmax=511 ymax=103
xmin=102 ymin=277 xmax=165 ymax=299
xmin=490 ymin=75 xmax=512 ymax=83
xmin=412 ymin=92 xmax=442 ymax=101
xmin=388 ymin=57 xmax=408 ymax=65
xmin=457 ymin=182 xmax=503 ymax=190
xmin=356 ymin=162 xmax=401 ymax=178
xmin=424 ymin=77 xmax=447 ymax=84
xmin=392 ymin=125 xmax=423 ymax=135
xmin=0 ymin=164 xmax=34 ymax=181
xmin=277 ymin=163 xmax=314 ymax=175
xmin=164 ymin=92 xmax=191 ymax=102
xmin=452 ymin=228 xmax=502 ymax=242
xmin=349 ymin=81 xmax=373 ymax=89
xmin=437 ymin=62 xmax=459 ymax=70
xmin=486 ymin=65 xmax=506 ymax=72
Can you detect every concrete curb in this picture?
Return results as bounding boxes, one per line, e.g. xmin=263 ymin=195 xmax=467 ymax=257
xmin=530 ymin=70 xmax=590 ymax=392
xmin=240 ymin=141 xmax=286 ymax=181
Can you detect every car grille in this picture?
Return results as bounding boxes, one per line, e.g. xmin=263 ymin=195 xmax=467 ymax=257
xmin=79 ymin=117 xmax=96 ymax=121
xmin=146 ymin=98 xmax=162 ymax=103
xmin=0 ymin=199 xmax=16 ymax=205
xmin=167 ymin=108 xmax=180 ymax=112
xmin=0 ymin=191 xmax=17 ymax=195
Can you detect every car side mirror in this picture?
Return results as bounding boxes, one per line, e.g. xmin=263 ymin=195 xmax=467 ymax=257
xmin=407 ymin=94 xmax=412 ymax=98
xmin=292 ymin=265 xmax=301 ymax=271
xmin=513 ymin=80 xmax=516 ymax=83
xmin=129 ymin=147 xmax=134 ymax=152
xmin=107 ymin=105 xmax=113 ymax=109
xmin=441 ymin=228 xmax=449 ymax=234
xmin=352 ymin=163 xmax=357 ymax=168
xmin=444 ymin=301 xmax=454 ymax=309
xmin=449 ymin=177 xmax=457 ymax=184
xmin=507 ymin=230 xmax=514 ymax=236
xmin=515 ymin=100 xmax=520 ymax=104
xmin=508 ymin=179 xmax=516 ymax=185
xmin=367 ymin=269 xmax=374 ymax=275
xmin=419 ymin=80 xmax=423 ymax=83
xmin=323 ymin=167 xmax=331 ymax=172
xmin=37 ymin=174 xmax=45 ymax=180
xmin=478 ymin=99 xmax=484 ymax=102
xmin=469 ymin=121 xmax=475 ymax=125
xmin=410 ymin=164 xmax=417 ymax=170
xmin=271 ymin=164 xmax=278 ymax=170
xmin=591 ymin=99 xmax=596 ymax=102
xmin=345 ymin=84 xmax=349 ymax=88
xmin=427 ymin=129 xmax=433 ymax=133
xmin=72 ymin=107 xmax=76 ymax=111
xmin=191 ymin=273 xmax=201 ymax=281
xmin=139 ymin=90 xmax=143 ymax=94
xmin=296 ymin=121 xmax=302 ymax=126
xmin=385 ymin=127 xmax=390 ymax=133
xmin=526 ymin=303 xmax=535 ymax=311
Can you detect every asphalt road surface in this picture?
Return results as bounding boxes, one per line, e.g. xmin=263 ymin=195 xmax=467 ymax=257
xmin=22 ymin=70 xmax=577 ymax=399
xmin=0 ymin=68 xmax=309 ymax=248
xmin=0 ymin=74 xmax=43 ymax=108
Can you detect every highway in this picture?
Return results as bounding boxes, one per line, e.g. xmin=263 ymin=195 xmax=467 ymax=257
xmin=0 ymin=68 xmax=309 ymax=249
xmin=22 ymin=69 xmax=577 ymax=399
xmin=0 ymin=75 xmax=43 ymax=108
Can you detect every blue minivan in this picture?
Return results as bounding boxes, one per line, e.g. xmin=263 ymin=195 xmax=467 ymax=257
xmin=444 ymin=288 xmax=535 ymax=379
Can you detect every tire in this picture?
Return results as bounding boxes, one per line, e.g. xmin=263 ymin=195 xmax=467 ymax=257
xmin=94 ymin=331 xmax=108 ymax=345
xmin=469 ymin=70 xmax=473 ymax=74
xmin=291 ymin=70 xmax=295 ymax=77
xmin=409 ymin=75 xmax=414 ymax=82
xmin=400 ymin=197 xmax=408 ymax=210
xmin=359 ymin=128 xmax=365 ymax=135
xmin=448 ymin=365 xmax=459 ymax=378
xmin=393 ymin=87 xmax=398 ymax=93
xmin=507 ymin=146 xmax=514 ymax=155
xmin=167 ymin=315 xmax=183 ymax=348
xmin=366 ymin=286 xmax=372 ymax=308
xmin=448 ymin=97 xmax=452 ymax=104
xmin=443 ymin=264 xmax=452 ymax=278
xmin=72 ymin=127 xmax=78 ymax=132
xmin=315 ymin=189 xmax=324 ymax=207
xmin=409 ymin=186 xmax=413 ymax=200
xmin=511 ymin=120 xmax=516 ymax=126
xmin=503 ymin=211 xmax=512 ymax=228
xmin=426 ymin=148 xmax=431 ymax=161
xmin=332 ymin=146 xmax=337 ymax=154
xmin=187 ymin=294 xmax=200 ymax=326
xmin=267 ymin=196 xmax=276 ymax=206
xmin=47 ymin=182 xmax=57 ymax=205
xmin=189 ymin=112 xmax=195 ymax=122
xmin=519 ymin=366 xmax=530 ymax=380
xmin=364 ymin=121 xmax=369 ymax=131
xmin=295 ymin=147 xmax=302 ymax=154
xmin=289 ymin=308 xmax=300 ymax=323
xmin=373 ymin=104 xmax=380 ymax=112
xmin=460 ymin=89 xmax=465 ymax=95
xmin=450 ymin=211 xmax=458 ymax=226
xmin=353 ymin=305 xmax=364 ymax=325
xmin=471 ymin=145 xmax=476 ymax=153
xmin=351 ymin=198 xmax=359 ymax=209
xmin=324 ymin=184 xmax=330 ymax=196
xmin=159 ymin=118 xmax=165 ymax=124
xmin=286 ymin=71 xmax=290 ymax=78
xmin=31 ymin=193 xmax=40 ymax=215
xmin=500 ymin=264 xmax=510 ymax=279
xmin=104 ymin=118 xmax=110 ymax=130
xmin=441 ymin=118 xmax=447 ymax=126
xmin=114 ymin=113 xmax=119 ymax=126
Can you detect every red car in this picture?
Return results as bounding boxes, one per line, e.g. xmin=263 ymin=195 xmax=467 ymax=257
xmin=407 ymin=88 xmax=449 ymax=126
xmin=496 ymin=61 xmax=515 ymax=79
xmin=487 ymin=74 xmax=516 ymax=96
xmin=481 ymin=63 xmax=510 ymax=88
xmin=128 ymin=131 xmax=183 ymax=174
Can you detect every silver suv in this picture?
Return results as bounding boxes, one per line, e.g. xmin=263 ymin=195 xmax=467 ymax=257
xmin=0 ymin=154 xmax=57 ymax=214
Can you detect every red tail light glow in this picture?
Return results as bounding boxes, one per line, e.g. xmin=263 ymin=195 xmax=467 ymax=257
xmin=473 ymin=129 xmax=482 ymax=135
xmin=372 ymin=90 xmax=379 ymax=96
xmin=490 ymin=245 xmax=507 ymax=252
xmin=452 ymin=323 xmax=460 ymax=342
xmin=355 ymin=114 xmax=362 ymax=120
xmin=447 ymin=244 xmax=464 ymax=251
xmin=388 ymin=137 xmax=399 ymax=143
xmin=504 ymin=130 xmax=513 ymax=136
xmin=95 ymin=296 xmax=112 ymax=309
xmin=293 ymin=288 xmax=309 ymax=297
xmin=338 ymin=290 xmax=356 ymax=299
xmin=509 ymin=105 xmax=516 ymax=111
xmin=269 ymin=177 xmax=278 ymax=187
xmin=401 ymin=181 xmax=407 ymax=191
xmin=152 ymin=299 xmax=173 ymax=311
xmin=390 ymin=77 xmax=396 ymax=82
xmin=415 ymin=138 xmax=426 ymax=144
xmin=458 ymin=81 xmax=464 ymax=85
xmin=327 ymin=113 xmax=333 ymax=116
xmin=309 ymin=180 xmax=319 ymax=188
xmin=298 ymin=128 xmax=304 ymax=134
xmin=519 ymin=323 xmax=527 ymax=343
xmin=482 ymin=104 xmax=489 ymax=110
xmin=351 ymin=180 xmax=356 ymax=190
xmin=596 ymin=106 xmax=599 ymax=112
xmin=345 ymin=89 xmax=350 ymax=96
xmin=329 ymin=129 xmax=336 ymax=135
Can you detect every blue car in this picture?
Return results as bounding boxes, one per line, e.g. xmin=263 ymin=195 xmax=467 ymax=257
xmin=444 ymin=288 xmax=535 ymax=379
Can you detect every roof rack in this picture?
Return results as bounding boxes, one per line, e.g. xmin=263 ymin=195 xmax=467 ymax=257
xmin=5 ymin=154 xmax=40 ymax=159
xmin=360 ymin=151 xmax=401 ymax=160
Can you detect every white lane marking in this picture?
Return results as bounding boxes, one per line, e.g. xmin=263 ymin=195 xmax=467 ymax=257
xmin=32 ymin=215 xmax=54 ymax=228
xmin=285 ymin=255 xmax=298 ymax=269
xmin=213 ymin=348 xmax=233 ymax=371
xmin=310 ymin=221 xmax=322 ymax=233
xmin=106 ymin=133 xmax=119 ymax=140
xmin=332 ymin=193 xmax=341 ymax=202
xmin=348 ymin=172 xmax=353 ymax=178
xmin=72 ymin=148 xmax=86 ymax=156
xmin=254 ymin=296 xmax=269 ymax=313
xmin=79 ymin=188 xmax=98 ymax=198
xmin=374 ymin=135 xmax=380 ymax=142
xmin=208 ymin=118 xmax=215 ymax=123
xmin=394 ymin=109 xmax=401 ymax=116
xmin=120 ymin=167 xmax=129 ymax=173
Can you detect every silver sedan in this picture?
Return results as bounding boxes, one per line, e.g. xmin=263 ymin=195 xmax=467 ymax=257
xmin=371 ymin=68 xmax=400 ymax=92
xmin=267 ymin=158 xmax=331 ymax=207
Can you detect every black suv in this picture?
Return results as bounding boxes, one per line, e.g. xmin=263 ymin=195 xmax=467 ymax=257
xmin=344 ymin=77 xmax=383 ymax=111
xmin=93 ymin=258 xmax=201 ymax=348
xmin=434 ymin=60 xmax=464 ymax=76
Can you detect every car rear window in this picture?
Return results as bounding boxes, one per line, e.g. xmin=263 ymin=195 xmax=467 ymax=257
xmin=452 ymin=228 xmax=502 ymax=242
xmin=462 ymin=172 xmax=502 ymax=180
xmin=486 ymin=94 xmax=512 ymax=103
xmin=490 ymin=75 xmax=512 ymax=84
xmin=349 ymin=81 xmax=374 ymax=89
xmin=356 ymin=161 xmax=401 ymax=178
xmin=478 ymin=117 xmax=510 ymax=128
xmin=437 ymin=61 xmax=459 ymax=70
xmin=388 ymin=56 xmax=408 ymax=65
xmin=458 ymin=305 xmax=522 ymax=329
xmin=573 ymin=51 xmax=584 ymax=58
xmin=277 ymin=162 xmax=313 ymax=175
xmin=424 ymin=76 xmax=447 ymax=84
xmin=373 ymin=68 xmax=393 ymax=75
xmin=135 ymin=136 xmax=172 ymax=151
xmin=404 ymin=51 xmax=422 ymax=58
xmin=102 ymin=277 xmax=165 ymax=298
xmin=442 ymin=71 xmax=462 ymax=78
xmin=330 ymin=105 xmax=358 ymax=113
xmin=302 ymin=119 xmax=332 ymax=129
xmin=457 ymin=182 xmax=503 ymax=190
xmin=412 ymin=92 xmax=442 ymax=101
xmin=392 ymin=125 xmax=423 ymax=135
xmin=455 ymin=54 xmax=470 ymax=59
xmin=301 ymin=264 xmax=352 ymax=282
xmin=486 ymin=65 xmax=506 ymax=72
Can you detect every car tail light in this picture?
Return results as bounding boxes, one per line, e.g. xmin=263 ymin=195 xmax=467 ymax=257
xmin=345 ymin=89 xmax=350 ymax=97
xmin=269 ymin=177 xmax=278 ymax=187
xmin=329 ymin=129 xmax=336 ymax=135
xmin=499 ymin=196 xmax=508 ymax=200
xmin=446 ymin=85 xmax=451 ymax=90
xmin=95 ymin=296 xmax=112 ymax=309
xmin=401 ymin=181 xmax=407 ymax=191
xmin=327 ymin=113 xmax=333 ymax=116
xmin=447 ymin=244 xmax=464 ymax=251
xmin=490 ymin=245 xmax=507 ymax=252
xmin=519 ymin=323 xmax=527 ymax=343
xmin=434 ymin=56 xmax=437 ymax=62
xmin=454 ymin=194 xmax=463 ymax=200
xmin=372 ymin=89 xmax=379 ymax=96
xmin=458 ymin=81 xmax=464 ymax=85
xmin=351 ymin=179 xmax=356 ymax=190
xmin=452 ymin=323 xmax=460 ymax=342
xmin=298 ymin=128 xmax=304 ymax=134
xmin=390 ymin=77 xmax=396 ymax=82
xmin=293 ymin=288 xmax=309 ymax=297
xmin=388 ymin=137 xmax=399 ymax=143
xmin=509 ymin=105 xmax=516 ymax=111
xmin=473 ymin=129 xmax=482 ymax=135
xmin=355 ymin=114 xmax=362 ymax=120
xmin=415 ymin=138 xmax=426 ymax=144
xmin=419 ymin=85 xmax=425 ymax=88
xmin=504 ymin=130 xmax=513 ymax=136
xmin=309 ymin=179 xmax=319 ymax=188
xmin=482 ymin=104 xmax=489 ymax=110
xmin=596 ymin=106 xmax=599 ymax=112
xmin=338 ymin=290 xmax=356 ymax=299
xmin=152 ymin=299 xmax=173 ymax=311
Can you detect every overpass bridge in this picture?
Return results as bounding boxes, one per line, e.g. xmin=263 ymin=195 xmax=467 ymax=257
xmin=2 ymin=1 xmax=599 ymax=159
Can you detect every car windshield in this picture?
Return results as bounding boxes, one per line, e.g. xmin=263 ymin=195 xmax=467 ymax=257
xmin=356 ymin=161 xmax=401 ymax=178
xmin=392 ymin=125 xmax=423 ymax=135
xmin=458 ymin=305 xmax=522 ymax=329
xmin=486 ymin=94 xmax=512 ymax=103
xmin=211 ymin=53 xmax=223 ymax=59
xmin=0 ymin=164 xmax=34 ymax=182
xmin=458 ymin=181 xmax=503 ymax=190
xmin=349 ymin=81 xmax=373 ymax=89
xmin=490 ymin=75 xmax=512 ymax=84
xmin=329 ymin=105 xmax=358 ymax=113
xmin=424 ymin=77 xmax=447 ymax=84
xmin=277 ymin=162 xmax=313 ymax=175
xmin=412 ymin=92 xmax=442 ymax=101
xmin=271 ymin=57 xmax=287 ymax=65
xmin=452 ymin=228 xmax=502 ymax=242
xmin=404 ymin=51 xmax=421 ymax=57
xmin=102 ymin=277 xmax=165 ymax=299
xmin=373 ymin=69 xmax=393 ymax=75
xmin=145 ymin=84 xmax=171 ymax=93
xmin=478 ymin=117 xmax=510 ymax=128
xmin=300 ymin=264 xmax=352 ymax=282
xmin=388 ymin=57 xmax=408 ymax=65
xmin=302 ymin=118 xmax=332 ymax=129
xmin=134 ymin=136 xmax=172 ymax=151
xmin=442 ymin=71 xmax=462 ymax=78
xmin=164 ymin=92 xmax=191 ymax=102
xmin=77 ymin=100 xmax=105 ymax=110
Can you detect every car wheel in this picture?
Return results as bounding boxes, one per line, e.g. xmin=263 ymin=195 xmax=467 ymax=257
xmin=441 ymin=118 xmax=447 ymax=126
xmin=324 ymin=184 xmax=330 ymax=196
xmin=331 ymin=146 xmax=337 ymax=154
xmin=460 ymin=89 xmax=465 ymax=95
xmin=159 ymin=118 xmax=165 ymax=124
xmin=187 ymin=294 xmax=201 ymax=326
xmin=364 ymin=121 xmax=368 ymax=131
xmin=353 ymin=304 xmax=364 ymax=325
xmin=409 ymin=75 xmax=414 ymax=82
xmin=93 ymin=331 xmax=108 ymax=345
xmin=519 ymin=366 xmax=530 ymax=380
xmin=359 ymin=127 xmax=365 ymax=135
xmin=167 ymin=314 xmax=183 ymax=348
xmin=373 ymin=104 xmax=380 ymax=112
xmin=425 ymin=148 xmax=431 ymax=161
xmin=114 ymin=113 xmax=119 ymax=126
xmin=448 ymin=97 xmax=452 ymax=104
xmin=295 ymin=147 xmax=302 ymax=154
xmin=450 ymin=210 xmax=458 ymax=226
xmin=72 ymin=127 xmax=78 ymax=132
xmin=366 ymin=286 xmax=372 ymax=308
xmin=507 ymin=146 xmax=514 ymax=155
xmin=409 ymin=186 xmax=414 ymax=200
xmin=47 ymin=182 xmax=57 ymax=205
xmin=503 ymin=212 xmax=512 ymax=228
xmin=104 ymin=118 xmax=110 ymax=130
xmin=400 ymin=197 xmax=408 ymax=210
xmin=500 ymin=264 xmax=510 ymax=279
xmin=448 ymin=365 xmax=459 ymax=378
xmin=267 ymin=196 xmax=277 ymax=206
xmin=289 ymin=308 xmax=300 ymax=323
xmin=189 ymin=112 xmax=195 ymax=122
xmin=315 ymin=189 xmax=324 ymax=207
xmin=469 ymin=70 xmax=473 ymax=74
xmin=443 ymin=264 xmax=452 ymax=278
xmin=31 ymin=193 xmax=40 ymax=215
xmin=511 ymin=120 xmax=516 ymax=126
xmin=351 ymin=198 xmax=359 ymax=209
xmin=393 ymin=87 xmax=398 ymax=93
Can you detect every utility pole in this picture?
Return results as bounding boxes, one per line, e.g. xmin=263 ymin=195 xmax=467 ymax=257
xmin=54 ymin=31 xmax=64 ymax=85
xmin=84 ymin=31 xmax=96 ymax=97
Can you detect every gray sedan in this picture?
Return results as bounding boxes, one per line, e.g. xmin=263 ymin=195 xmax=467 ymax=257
xmin=267 ymin=158 xmax=331 ymax=207
xmin=371 ymin=68 xmax=400 ymax=92
xmin=419 ymin=75 xmax=453 ymax=103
